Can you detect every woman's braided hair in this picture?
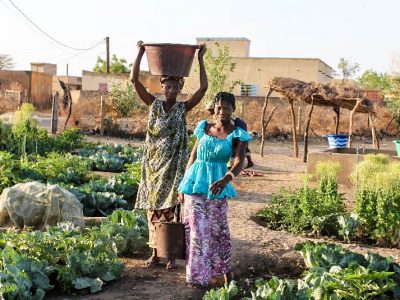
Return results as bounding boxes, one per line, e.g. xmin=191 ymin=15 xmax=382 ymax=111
xmin=206 ymin=92 xmax=236 ymax=114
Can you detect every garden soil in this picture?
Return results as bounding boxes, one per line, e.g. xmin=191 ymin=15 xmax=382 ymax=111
xmin=48 ymin=138 xmax=400 ymax=300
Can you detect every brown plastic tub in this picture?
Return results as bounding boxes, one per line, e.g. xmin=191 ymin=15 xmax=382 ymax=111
xmin=154 ymin=221 xmax=186 ymax=259
xmin=143 ymin=43 xmax=200 ymax=77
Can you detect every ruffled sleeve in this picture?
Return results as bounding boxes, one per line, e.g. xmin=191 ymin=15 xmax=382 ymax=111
xmin=231 ymin=127 xmax=252 ymax=142
xmin=193 ymin=120 xmax=207 ymax=139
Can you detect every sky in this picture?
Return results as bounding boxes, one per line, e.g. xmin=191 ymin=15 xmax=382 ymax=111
xmin=1 ymin=0 xmax=400 ymax=77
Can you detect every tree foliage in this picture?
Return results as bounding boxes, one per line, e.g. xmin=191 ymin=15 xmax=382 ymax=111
xmin=385 ymin=75 xmax=400 ymax=118
xmin=358 ymin=69 xmax=400 ymax=128
xmin=93 ymin=55 xmax=129 ymax=73
xmin=358 ymin=69 xmax=391 ymax=90
xmin=108 ymin=80 xmax=144 ymax=117
xmin=202 ymin=42 xmax=242 ymax=104
xmin=0 ymin=54 xmax=15 ymax=70
xmin=337 ymin=57 xmax=360 ymax=81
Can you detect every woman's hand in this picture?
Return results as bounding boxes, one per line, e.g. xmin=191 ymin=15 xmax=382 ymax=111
xmin=137 ymin=40 xmax=145 ymax=54
xmin=198 ymin=44 xmax=206 ymax=61
xmin=209 ymin=178 xmax=229 ymax=196
xmin=178 ymin=192 xmax=185 ymax=203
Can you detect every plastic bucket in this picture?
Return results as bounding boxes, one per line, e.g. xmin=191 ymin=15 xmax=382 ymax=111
xmin=394 ymin=140 xmax=400 ymax=157
xmin=153 ymin=221 xmax=185 ymax=259
xmin=327 ymin=134 xmax=349 ymax=148
xmin=143 ymin=43 xmax=200 ymax=77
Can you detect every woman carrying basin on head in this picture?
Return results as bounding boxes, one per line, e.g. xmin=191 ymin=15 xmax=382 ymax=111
xmin=130 ymin=41 xmax=208 ymax=269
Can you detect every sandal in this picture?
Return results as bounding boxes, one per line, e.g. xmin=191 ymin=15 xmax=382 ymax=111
xmin=166 ymin=259 xmax=177 ymax=270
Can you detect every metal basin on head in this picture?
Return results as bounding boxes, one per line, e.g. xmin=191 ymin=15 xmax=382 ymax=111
xmin=143 ymin=43 xmax=200 ymax=77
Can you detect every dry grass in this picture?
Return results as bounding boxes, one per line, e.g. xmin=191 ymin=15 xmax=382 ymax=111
xmin=269 ymin=77 xmax=375 ymax=114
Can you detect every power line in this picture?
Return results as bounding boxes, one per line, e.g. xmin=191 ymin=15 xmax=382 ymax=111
xmin=0 ymin=0 xmax=64 ymax=53
xmin=56 ymin=49 xmax=105 ymax=64
xmin=7 ymin=0 xmax=105 ymax=51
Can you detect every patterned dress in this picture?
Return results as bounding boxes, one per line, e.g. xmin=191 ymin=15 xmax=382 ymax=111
xmin=178 ymin=120 xmax=252 ymax=285
xmin=135 ymin=99 xmax=188 ymax=210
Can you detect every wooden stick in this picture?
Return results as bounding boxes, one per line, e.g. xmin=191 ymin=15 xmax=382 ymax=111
xmin=289 ymin=99 xmax=298 ymax=158
xmin=348 ymin=98 xmax=363 ymax=148
xmin=303 ymin=94 xmax=316 ymax=162
xmin=334 ymin=106 xmax=340 ymax=134
xmin=369 ymin=113 xmax=380 ymax=149
xmin=260 ymin=89 xmax=273 ymax=157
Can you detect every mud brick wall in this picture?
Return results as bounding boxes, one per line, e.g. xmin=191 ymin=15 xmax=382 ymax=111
xmin=67 ymin=92 xmax=395 ymax=138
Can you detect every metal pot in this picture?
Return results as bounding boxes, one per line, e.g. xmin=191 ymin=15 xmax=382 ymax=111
xmin=143 ymin=43 xmax=200 ymax=77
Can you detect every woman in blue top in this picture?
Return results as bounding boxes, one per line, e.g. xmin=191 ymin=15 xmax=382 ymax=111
xmin=178 ymin=92 xmax=252 ymax=287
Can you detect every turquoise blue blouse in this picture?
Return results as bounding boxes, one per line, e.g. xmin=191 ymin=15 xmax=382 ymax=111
xmin=178 ymin=120 xmax=252 ymax=200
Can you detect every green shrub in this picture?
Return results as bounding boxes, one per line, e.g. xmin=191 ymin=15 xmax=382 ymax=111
xmin=352 ymin=154 xmax=400 ymax=246
xmin=52 ymin=129 xmax=86 ymax=153
xmin=257 ymin=161 xmax=344 ymax=236
xmin=109 ymin=80 xmax=145 ymax=117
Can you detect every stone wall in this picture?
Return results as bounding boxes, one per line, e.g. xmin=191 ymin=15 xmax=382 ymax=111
xmin=66 ymin=93 xmax=395 ymax=138
xmin=0 ymin=81 xmax=24 ymax=113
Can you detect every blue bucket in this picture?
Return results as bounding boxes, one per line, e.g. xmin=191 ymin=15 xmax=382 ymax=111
xmin=394 ymin=140 xmax=400 ymax=157
xmin=327 ymin=134 xmax=349 ymax=148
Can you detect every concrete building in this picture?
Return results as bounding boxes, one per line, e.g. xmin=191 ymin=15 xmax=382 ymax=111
xmin=31 ymin=63 xmax=57 ymax=76
xmin=81 ymin=70 xmax=160 ymax=93
xmin=184 ymin=37 xmax=333 ymax=97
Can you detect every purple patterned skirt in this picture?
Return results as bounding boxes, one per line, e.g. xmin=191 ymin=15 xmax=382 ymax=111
xmin=184 ymin=194 xmax=231 ymax=285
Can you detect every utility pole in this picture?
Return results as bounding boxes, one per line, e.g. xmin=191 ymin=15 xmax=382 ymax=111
xmin=106 ymin=36 xmax=110 ymax=74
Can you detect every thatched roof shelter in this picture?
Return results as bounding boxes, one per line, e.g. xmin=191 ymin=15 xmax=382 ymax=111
xmin=259 ymin=77 xmax=380 ymax=162
xmin=269 ymin=77 xmax=375 ymax=114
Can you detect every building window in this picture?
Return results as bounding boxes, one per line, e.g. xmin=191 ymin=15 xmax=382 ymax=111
xmin=240 ymin=84 xmax=257 ymax=96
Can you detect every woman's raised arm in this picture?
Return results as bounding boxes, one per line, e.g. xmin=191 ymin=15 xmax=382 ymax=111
xmin=130 ymin=41 xmax=155 ymax=106
xmin=185 ymin=44 xmax=208 ymax=112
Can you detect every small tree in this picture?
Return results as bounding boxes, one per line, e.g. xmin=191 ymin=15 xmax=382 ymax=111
xmin=335 ymin=58 xmax=360 ymax=136
xmin=385 ymin=75 xmax=400 ymax=131
xmin=358 ymin=69 xmax=400 ymax=133
xmin=0 ymin=54 xmax=15 ymax=70
xmin=337 ymin=58 xmax=360 ymax=82
xmin=93 ymin=54 xmax=129 ymax=73
xmin=109 ymin=80 xmax=144 ymax=117
xmin=358 ymin=69 xmax=390 ymax=90
xmin=203 ymin=42 xmax=242 ymax=105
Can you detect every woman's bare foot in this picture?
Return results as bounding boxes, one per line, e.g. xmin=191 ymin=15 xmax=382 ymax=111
xmin=145 ymin=252 xmax=160 ymax=267
xmin=166 ymin=258 xmax=177 ymax=270
xmin=224 ymin=271 xmax=234 ymax=284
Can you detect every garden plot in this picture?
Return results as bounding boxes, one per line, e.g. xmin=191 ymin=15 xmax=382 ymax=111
xmin=43 ymin=140 xmax=400 ymax=300
xmin=4 ymin=104 xmax=400 ymax=299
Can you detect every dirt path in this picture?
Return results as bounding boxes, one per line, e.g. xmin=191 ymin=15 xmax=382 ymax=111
xmin=48 ymin=140 xmax=400 ymax=300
